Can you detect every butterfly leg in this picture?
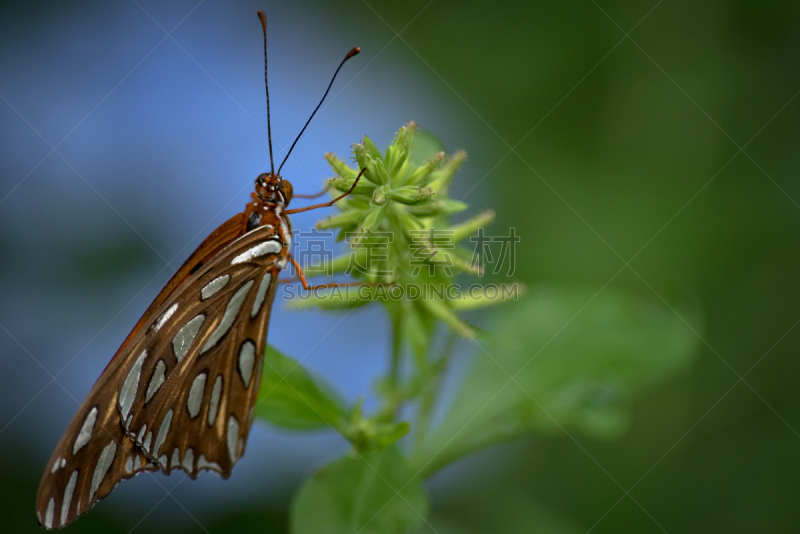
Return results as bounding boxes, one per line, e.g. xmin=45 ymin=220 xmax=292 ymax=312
xmin=282 ymin=255 xmax=388 ymax=291
xmin=293 ymin=184 xmax=330 ymax=199
xmin=285 ymin=168 xmax=366 ymax=215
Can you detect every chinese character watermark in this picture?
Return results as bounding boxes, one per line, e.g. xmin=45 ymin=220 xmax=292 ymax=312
xmin=344 ymin=229 xmax=394 ymax=277
xmin=470 ymin=227 xmax=519 ymax=276
xmin=409 ymin=228 xmax=455 ymax=276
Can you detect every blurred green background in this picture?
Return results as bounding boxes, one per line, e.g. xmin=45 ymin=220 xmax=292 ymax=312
xmin=2 ymin=0 xmax=800 ymax=532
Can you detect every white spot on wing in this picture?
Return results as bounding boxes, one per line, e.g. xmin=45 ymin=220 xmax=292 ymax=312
xmin=153 ymin=303 xmax=178 ymax=333
xmin=231 ymin=240 xmax=282 ymax=265
xmin=145 ymin=360 xmax=166 ymax=403
xmin=142 ymin=431 xmax=152 ymax=453
xmin=171 ymin=448 xmax=180 ymax=468
xmin=51 ymin=457 xmax=62 ymax=474
xmin=73 ymin=406 xmax=99 ymax=456
xmin=251 ymin=272 xmax=272 ymax=318
xmin=207 ymin=376 xmax=222 ymax=426
xmin=238 ymin=341 xmax=255 ymax=388
xmin=136 ymin=424 xmax=147 ymax=444
xmin=73 ymin=406 xmax=98 ymax=455
xmin=158 ymin=455 xmax=168 ymax=469
xmin=125 ymin=456 xmax=133 ymax=474
xmin=154 ymin=409 xmax=173 ymax=456
xmin=119 ymin=350 xmax=147 ymax=421
xmin=196 ymin=454 xmax=221 ymax=473
xmin=61 ymin=470 xmax=78 ymax=526
xmin=227 ymin=415 xmax=240 ymax=464
xmin=201 ymin=274 xmax=230 ymax=300
xmin=172 ymin=315 xmax=205 ymax=361
xmin=187 ymin=373 xmax=207 ymax=418
xmin=90 ymin=441 xmax=116 ymax=500
xmin=45 ymin=498 xmax=54 ymax=529
xmin=182 ymin=448 xmax=194 ymax=472
xmin=201 ymin=280 xmax=254 ymax=352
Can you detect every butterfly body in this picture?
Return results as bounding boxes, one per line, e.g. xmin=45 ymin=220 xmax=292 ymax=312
xmin=36 ymin=172 xmax=295 ymax=528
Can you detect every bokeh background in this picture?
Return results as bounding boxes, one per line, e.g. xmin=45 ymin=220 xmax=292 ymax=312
xmin=2 ymin=0 xmax=800 ymax=532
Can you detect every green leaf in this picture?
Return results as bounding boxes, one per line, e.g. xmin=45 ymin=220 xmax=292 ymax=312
xmin=291 ymin=445 xmax=429 ymax=534
xmin=414 ymin=286 xmax=701 ymax=474
xmin=256 ymin=345 xmax=348 ymax=431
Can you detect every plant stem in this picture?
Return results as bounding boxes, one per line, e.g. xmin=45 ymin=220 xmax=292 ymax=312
xmin=412 ymin=332 xmax=457 ymax=460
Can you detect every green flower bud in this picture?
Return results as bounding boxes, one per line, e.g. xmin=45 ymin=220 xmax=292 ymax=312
xmin=449 ymin=210 xmax=496 ymax=243
xmin=374 ymin=157 xmax=391 ymax=185
xmin=371 ymin=185 xmax=390 ymax=206
xmin=407 ymin=198 xmax=468 ymax=217
xmin=421 ymin=298 xmax=475 ymax=339
xmin=316 ymin=209 xmax=362 ymax=230
xmin=326 ymin=176 xmax=376 ymax=196
xmin=388 ymin=186 xmax=436 ymax=205
xmin=350 ymin=206 xmax=386 ymax=246
xmin=362 ymin=135 xmax=382 ymax=160
xmin=394 ymin=207 xmax=424 ymax=233
xmin=324 ymin=152 xmax=358 ymax=179
xmin=428 ymin=150 xmax=466 ymax=193
xmin=385 ymin=122 xmax=416 ymax=175
xmin=405 ymin=151 xmax=444 ymax=186
xmin=353 ymin=143 xmax=381 ymax=185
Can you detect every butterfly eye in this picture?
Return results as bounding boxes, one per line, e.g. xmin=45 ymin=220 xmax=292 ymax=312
xmin=278 ymin=180 xmax=293 ymax=206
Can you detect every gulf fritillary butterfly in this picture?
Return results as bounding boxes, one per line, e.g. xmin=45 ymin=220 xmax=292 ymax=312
xmin=36 ymin=11 xmax=362 ymax=529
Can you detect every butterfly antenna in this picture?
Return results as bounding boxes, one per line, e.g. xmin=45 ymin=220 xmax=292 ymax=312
xmin=277 ymin=46 xmax=361 ymax=175
xmin=258 ymin=10 xmax=275 ymax=175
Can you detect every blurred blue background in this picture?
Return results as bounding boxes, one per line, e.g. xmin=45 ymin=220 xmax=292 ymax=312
xmin=2 ymin=0 xmax=800 ymax=532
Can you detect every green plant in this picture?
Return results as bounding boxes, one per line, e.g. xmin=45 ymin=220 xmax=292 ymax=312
xmin=256 ymin=123 xmax=701 ymax=534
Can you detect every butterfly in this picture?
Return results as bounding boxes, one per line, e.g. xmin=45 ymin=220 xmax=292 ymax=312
xmin=36 ymin=10 xmax=362 ymax=529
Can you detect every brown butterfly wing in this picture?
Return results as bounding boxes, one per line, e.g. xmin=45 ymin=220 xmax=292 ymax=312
xmin=34 ymin=370 xmax=158 ymax=529
xmin=36 ymin=219 xmax=281 ymax=529
xmin=110 ymin=212 xmax=246 ymax=362
xmin=120 ymin=226 xmax=282 ymax=478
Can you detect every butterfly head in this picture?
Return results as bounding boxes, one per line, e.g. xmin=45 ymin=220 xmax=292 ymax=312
xmin=255 ymin=173 xmax=293 ymax=207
